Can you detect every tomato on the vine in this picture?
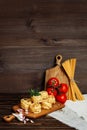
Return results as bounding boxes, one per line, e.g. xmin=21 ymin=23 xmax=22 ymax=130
xmin=47 ymin=77 xmax=59 ymax=88
xmin=56 ymin=93 xmax=67 ymax=104
xmin=46 ymin=87 xmax=57 ymax=97
xmin=58 ymin=83 xmax=68 ymax=93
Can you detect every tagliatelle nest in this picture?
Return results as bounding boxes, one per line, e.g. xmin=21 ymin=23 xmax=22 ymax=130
xmin=20 ymin=91 xmax=56 ymax=114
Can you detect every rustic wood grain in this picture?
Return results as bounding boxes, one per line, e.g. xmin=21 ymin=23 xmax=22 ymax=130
xmin=0 ymin=0 xmax=87 ymax=94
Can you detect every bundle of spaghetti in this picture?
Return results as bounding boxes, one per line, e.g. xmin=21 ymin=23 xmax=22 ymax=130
xmin=62 ymin=58 xmax=84 ymax=101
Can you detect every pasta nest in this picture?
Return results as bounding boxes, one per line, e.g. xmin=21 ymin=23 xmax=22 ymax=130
xmin=20 ymin=91 xmax=56 ymax=114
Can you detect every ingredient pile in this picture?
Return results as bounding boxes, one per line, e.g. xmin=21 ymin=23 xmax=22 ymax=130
xmin=3 ymin=54 xmax=84 ymax=125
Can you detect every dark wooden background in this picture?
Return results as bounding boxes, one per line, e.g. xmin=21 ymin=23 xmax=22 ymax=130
xmin=0 ymin=0 xmax=87 ymax=93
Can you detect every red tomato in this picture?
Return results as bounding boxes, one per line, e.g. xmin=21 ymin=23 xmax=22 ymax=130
xmin=56 ymin=94 xmax=67 ymax=104
xmin=58 ymin=83 xmax=68 ymax=93
xmin=46 ymin=87 xmax=57 ymax=97
xmin=47 ymin=77 xmax=59 ymax=88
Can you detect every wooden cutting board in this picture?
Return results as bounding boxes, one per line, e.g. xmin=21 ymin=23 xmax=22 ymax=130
xmin=12 ymin=102 xmax=64 ymax=119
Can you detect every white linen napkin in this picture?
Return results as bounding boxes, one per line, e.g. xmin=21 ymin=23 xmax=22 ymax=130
xmin=48 ymin=94 xmax=87 ymax=130
xmin=65 ymin=95 xmax=87 ymax=121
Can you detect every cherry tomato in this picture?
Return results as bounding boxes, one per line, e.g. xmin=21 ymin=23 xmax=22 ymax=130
xmin=56 ymin=94 xmax=67 ymax=104
xmin=58 ymin=83 xmax=68 ymax=93
xmin=47 ymin=77 xmax=59 ymax=88
xmin=46 ymin=87 xmax=57 ymax=97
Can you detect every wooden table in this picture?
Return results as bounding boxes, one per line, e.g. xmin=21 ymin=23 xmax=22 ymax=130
xmin=0 ymin=93 xmax=75 ymax=130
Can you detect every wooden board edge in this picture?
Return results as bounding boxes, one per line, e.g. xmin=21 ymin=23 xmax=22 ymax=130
xmin=12 ymin=102 xmax=65 ymax=119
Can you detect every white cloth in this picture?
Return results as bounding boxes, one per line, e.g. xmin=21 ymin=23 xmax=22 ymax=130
xmin=48 ymin=94 xmax=87 ymax=130
xmin=65 ymin=95 xmax=87 ymax=122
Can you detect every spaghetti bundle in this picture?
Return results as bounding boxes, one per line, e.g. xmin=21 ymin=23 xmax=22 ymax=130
xmin=62 ymin=58 xmax=84 ymax=101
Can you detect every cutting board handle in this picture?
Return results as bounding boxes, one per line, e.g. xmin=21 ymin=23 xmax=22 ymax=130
xmin=56 ymin=54 xmax=62 ymax=66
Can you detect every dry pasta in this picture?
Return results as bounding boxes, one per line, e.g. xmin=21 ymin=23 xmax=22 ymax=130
xmin=62 ymin=58 xmax=84 ymax=101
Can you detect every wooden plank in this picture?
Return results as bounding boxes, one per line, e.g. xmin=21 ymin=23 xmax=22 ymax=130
xmin=0 ymin=46 xmax=87 ymax=71
xmin=0 ymin=0 xmax=87 ymax=18
xmin=0 ymin=0 xmax=87 ymax=45
xmin=0 ymin=12 xmax=87 ymax=44
xmin=0 ymin=72 xmax=44 ymax=93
